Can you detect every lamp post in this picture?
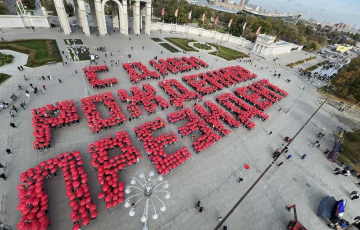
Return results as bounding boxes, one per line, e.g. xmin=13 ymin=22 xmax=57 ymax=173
xmin=211 ymin=35 xmax=224 ymax=70
xmin=68 ymin=41 xmax=90 ymax=96
xmin=18 ymin=0 xmax=34 ymax=32
xmin=124 ymin=171 xmax=170 ymax=230
xmin=286 ymin=87 xmax=308 ymax=114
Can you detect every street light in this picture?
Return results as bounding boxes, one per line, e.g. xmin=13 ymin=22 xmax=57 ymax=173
xmin=68 ymin=41 xmax=90 ymax=96
xmin=211 ymin=36 xmax=224 ymax=70
xmin=124 ymin=171 xmax=170 ymax=230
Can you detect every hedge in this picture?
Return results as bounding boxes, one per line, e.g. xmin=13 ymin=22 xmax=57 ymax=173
xmin=286 ymin=56 xmax=317 ymax=68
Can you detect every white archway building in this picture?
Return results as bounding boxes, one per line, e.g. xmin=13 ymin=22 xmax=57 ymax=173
xmin=54 ymin=0 xmax=151 ymax=36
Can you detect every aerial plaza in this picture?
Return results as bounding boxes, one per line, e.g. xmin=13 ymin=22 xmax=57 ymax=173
xmin=0 ymin=6 xmax=360 ymax=229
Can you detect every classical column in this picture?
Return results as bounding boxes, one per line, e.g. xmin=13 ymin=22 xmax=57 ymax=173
xmin=145 ymin=2 xmax=151 ymax=34
xmin=89 ymin=0 xmax=97 ymax=28
xmin=73 ymin=0 xmax=81 ymax=27
xmin=133 ymin=1 xmax=140 ymax=35
xmin=95 ymin=0 xmax=106 ymax=35
xmin=112 ymin=1 xmax=119 ymax=29
xmin=78 ymin=0 xmax=90 ymax=35
xmin=119 ymin=0 xmax=128 ymax=35
xmin=54 ymin=0 xmax=72 ymax=34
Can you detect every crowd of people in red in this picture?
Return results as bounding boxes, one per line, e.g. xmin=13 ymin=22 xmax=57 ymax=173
xmin=194 ymin=100 xmax=241 ymax=136
xmin=182 ymin=65 xmax=258 ymax=96
xmin=234 ymin=87 xmax=274 ymax=111
xmin=149 ymin=59 xmax=169 ymax=76
xmin=88 ymin=131 xmax=142 ymax=209
xmin=134 ymin=118 xmax=191 ymax=175
xmin=122 ymin=62 xmax=160 ymax=83
xmin=216 ymin=92 xmax=269 ymax=130
xmin=17 ymin=151 xmax=97 ymax=230
xmin=80 ymin=92 xmax=126 ymax=133
xmin=167 ymin=108 xmax=222 ymax=153
xmin=83 ymin=65 xmax=118 ymax=89
xmin=117 ymin=83 xmax=170 ymax=119
xmin=149 ymin=56 xmax=209 ymax=77
xmin=32 ymin=100 xmax=79 ymax=150
xmin=159 ymin=79 xmax=202 ymax=109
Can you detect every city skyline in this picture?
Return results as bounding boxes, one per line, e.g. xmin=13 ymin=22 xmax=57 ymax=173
xmin=243 ymin=0 xmax=360 ymax=27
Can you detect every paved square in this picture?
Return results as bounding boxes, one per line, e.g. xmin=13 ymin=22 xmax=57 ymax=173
xmin=0 ymin=28 xmax=359 ymax=230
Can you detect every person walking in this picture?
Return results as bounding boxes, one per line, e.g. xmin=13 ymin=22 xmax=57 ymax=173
xmin=0 ymin=173 xmax=7 ymax=180
xmin=195 ymin=201 xmax=200 ymax=209
xmin=301 ymin=154 xmax=306 ymax=159
xmin=10 ymin=122 xmax=17 ymax=128
xmin=199 ymin=207 xmax=204 ymax=212
xmin=41 ymin=76 xmax=45 ymax=80
xmin=277 ymin=162 xmax=283 ymax=166
xmin=286 ymin=155 xmax=292 ymax=159
xmin=58 ymin=79 xmax=62 ymax=83
xmin=269 ymin=131 xmax=272 ymax=135
xmin=20 ymin=100 xmax=26 ymax=110
xmin=284 ymin=146 xmax=289 ymax=153
xmin=42 ymin=85 xmax=46 ymax=90
xmin=238 ymin=177 xmax=244 ymax=183
xmin=313 ymin=140 xmax=319 ymax=147
xmin=49 ymin=76 xmax=53 ymax=81
xmin=9 ymin=111 xmax=14 ymax=117
xmin=0 ymin=163 xmax=5 ymax=171
xmin=75 ymin=69 xmax=77 ymax=74
xmin=351 ymin=191 xmax=360 ymax=200
xmin=317 ymin=143 xmax=321 ymax=148
xmin=5 ymin=148 xmax=12 ymax=155
xmin=11 ymin=104 xmax=18 ymax=113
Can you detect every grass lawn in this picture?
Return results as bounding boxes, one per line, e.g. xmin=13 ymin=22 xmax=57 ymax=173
xmin=0 ymin=39 xmax=62 ymax=67
xmin=0 ymin=53 xmax=14 ymax=66
xmin=337 ymin=130 xmax=360 ymax=171
xmin=159 ymin=43 xmax=180 ymax=53
xmin=318 ymin=88 xmax=358 ymax=108
xmin=14 ymin=40 xmax=50 ymax=60
xmin=209 ymin=44 xmax=248 ymax=61
xmin=0 ymin=73 xmax=11 ymax=85
xmin=151 ymin=38 xmax=163 ymax=42
xmin=165 ymin=38 xmax=198 ymax=52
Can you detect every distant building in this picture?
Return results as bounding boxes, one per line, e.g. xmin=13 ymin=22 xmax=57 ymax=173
xmin=239 ymin=0 xmax=244 ymax=6
xmin=321 ymin=21 xmax=327 ymax=28
xmin=242 ymin=8 xmax=304 ymax=25
xmin=212 ymin=1 xmax=244 ymax=11
xmin=251 ymin=34 xmax=302 ymax=59
xmin=244 ymin=0 xmax=250 ymax=5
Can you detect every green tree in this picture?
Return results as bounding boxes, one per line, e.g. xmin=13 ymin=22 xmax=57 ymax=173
xmin=306 ymin=40 xmax=319 ymax=51
xmin=64 ymin=0 xmax=74 ymax=16
xmin=0 ymin=2 xmax=9 ymax=15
